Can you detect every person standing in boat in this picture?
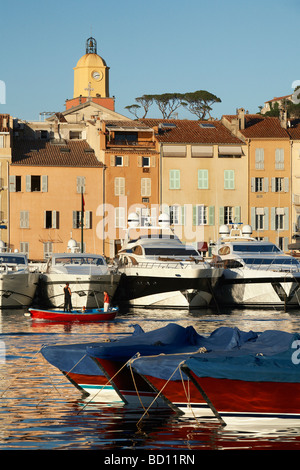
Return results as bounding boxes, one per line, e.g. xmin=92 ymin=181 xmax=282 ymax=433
xmin=63 ymin=283 xmax=72 ymax=312
xmin=103 ymin=291 xmax=110 ymax=312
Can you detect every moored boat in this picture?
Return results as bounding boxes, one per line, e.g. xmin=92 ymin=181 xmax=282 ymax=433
xmin=40 ymin=324 xmax=144 ymax=399
xmin=211 ymin=224 xmax=300 ymax=308
xmin=131 ymin=328 xmax=300 ymax=425
xmin=29 ymin=306 xmax=118 ymax=322
xmin=86 ymin=324 xmax=255 ymax=409
xmin=113 ymin=213 xmax=223 ymax=309
xmin=0 ymin=252 xmax=39 ymax=308
xmin=38 ymin=243 xmax=121 ymax=309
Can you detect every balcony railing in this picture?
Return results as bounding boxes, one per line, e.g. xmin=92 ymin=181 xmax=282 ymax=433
xmin=106 ymin=138 xmax=156 ymax=149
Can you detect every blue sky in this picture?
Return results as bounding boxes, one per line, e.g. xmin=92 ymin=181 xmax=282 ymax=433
xmin=1 ymin=0 xmax=299 ymax=121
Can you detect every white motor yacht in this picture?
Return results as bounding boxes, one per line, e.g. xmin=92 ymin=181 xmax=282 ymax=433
xmin=39 ymin=240 xmax=120 ymax=309
xmin=0 ymin=252 xmax=39 ymax=308
xmin=113 ymin=213 xmax=223 ymax=308
xmin=211 ymin=224 xmax=300 ymax=308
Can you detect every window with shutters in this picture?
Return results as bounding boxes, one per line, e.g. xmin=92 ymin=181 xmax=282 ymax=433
xmin=115 ymin=207 xmax=126 ymax=228
xmin=224 ymin=170 xmax=235 ymax=189
xmin=169 ymin=170 xmax=180 ymax=189
xmin=26 ymin=175 xmax=48 ymax=192
xmin=114 ymin=177 xmax=125 ymax=196
xmin=20 ymin=211 xmax=29 ymax=228
xmin=224 ymin=206 xmax=233 ymax=224
xmin=255 ymin=148 xmax=264 ymax=169
xmin=198 ymin=169 xmax=209 ymax=189
xmin=275 ymin=177 xmax=284 ymax=192
xmin=72 ymin=211 xmax=92 ymax=229
xmin=9 ymin=175 xmax=21 ymax=192
xmin=255 ymin=177 xmax=263 ymax=192
xmin=20 ymin=242 xmax=29 ymax=257
xmin=275 ymin=148 xmax=284 ymax=170
xmin=76 ymin=176 xmax=85 ymax=193
xmin=141 ymin=178 xmax=151 ymax=197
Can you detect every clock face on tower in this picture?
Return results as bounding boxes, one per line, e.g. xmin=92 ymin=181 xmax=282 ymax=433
xmin=92 ymin=70 xmax=103 ymax=81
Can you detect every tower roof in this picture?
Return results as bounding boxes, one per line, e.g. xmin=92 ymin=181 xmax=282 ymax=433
xmin=75 ymin=37 xmax=107 ymax=67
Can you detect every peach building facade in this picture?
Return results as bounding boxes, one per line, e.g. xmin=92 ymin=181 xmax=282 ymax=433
xmin=141 ymin=119 xmax=248 ymax=253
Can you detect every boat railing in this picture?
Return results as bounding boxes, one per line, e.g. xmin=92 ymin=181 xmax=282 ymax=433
xmin=120 ymin=260 xmax=207 ymax=270
xmin=211 ymin=256 xmax=300 ymax=273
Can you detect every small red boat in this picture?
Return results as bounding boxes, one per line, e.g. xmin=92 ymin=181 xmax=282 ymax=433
xmin=28 ymin=307 xmax=118 ymax=322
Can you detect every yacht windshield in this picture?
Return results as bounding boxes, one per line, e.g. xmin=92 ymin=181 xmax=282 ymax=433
xmin=144 ymin=248 xmax=200 ymax=256
xmin=55 ymin=256 xmax=105 ymax=266
xmin=0 ymin=256 xmax=26 ymax=265
xmin=244 ymin=257 xmax=299 ymax=266
xmin=233 ymin=244 xmax=281 ymax=253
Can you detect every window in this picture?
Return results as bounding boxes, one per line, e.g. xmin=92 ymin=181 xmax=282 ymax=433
xmin=20 ymin=242 xmax=29 ymax=257
xmin=114 ymin=177 xmax=125 ymax=196
xmin=255 ymin=177 xmax=263 ymax=192
xmin=77 ymin=176 xmax=85 ymax=194
xmin=224 ymin=170 xmax=235 ymax=189
xmin=142 ymin=156 xmax=150 ymax=167
xmin=26 ymin=175 xmax=48 ymax=192
xmin=72 ymin=211 xmax=92 ymax=229
xmin=115 ymin=207 xmax=126 ymax=228
xmin=9 ymin=175 xmax=21 ymax=192
xmin=275 ymin=177 xmax=284 ymax=192
xmin=255 ymin=148 xmax=264 ymax=169
xmin=224 ymin=206 xmax=233 ymax=224
xmin=198 ymin=169 xmax=208 ymax=189
xmin=198 ymin=205 xmax=207 ymax=225
xmin=275 ymin=213 xmax=284 ymax=230
xmin=169 ymin=206 xmax=181 ymax=225
xmin=193 ymin=205 xmax=216 ymax=226
xmin=115 ymin=155 xmax=123 ymax=166
xmin=169 ymin=170 xmax=180 ymax=189
xmin=141 ymin=178 xmax=151 ymax=197
xmin=256 ymin=214 xmax=264 ymax=230
xmin=20 ymin=211 xmax=29 ymax=228
xmin=43 ymin=242 xmax=52 ymax=259
xmin=44 ymin=211 xmax=59 ymax=229
xmin=275 ymin=148 xmax=284 ymax=169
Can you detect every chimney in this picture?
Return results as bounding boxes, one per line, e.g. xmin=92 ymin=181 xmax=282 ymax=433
xmin=279 ymin=109 xmax=287 ymax=129
xmin=237 ymin=108 xmax=245 ymax=130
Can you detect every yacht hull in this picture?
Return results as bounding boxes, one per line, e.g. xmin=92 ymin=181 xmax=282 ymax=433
xmin=215 ymin=270 xmax=300 ymax=308
xmin=0 ymin=272 xmax=39 ymax=308
xmin=114 ymin=268 xmax=222 ymax=308
xmin=38 ymin=273 xmax=121 ymax=309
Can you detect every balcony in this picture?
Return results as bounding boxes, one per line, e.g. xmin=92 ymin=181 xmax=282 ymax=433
xmin=106 ymin=138 xmax=156 ymax=149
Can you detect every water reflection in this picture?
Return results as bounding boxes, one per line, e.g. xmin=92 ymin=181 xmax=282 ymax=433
xmin=0 ymin=307 xmax=300 ymax=449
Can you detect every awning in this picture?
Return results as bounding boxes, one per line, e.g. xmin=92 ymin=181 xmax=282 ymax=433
xmin=218 ymin=146 xmax=244 ymax=156
xmin=162 ymin=145 xmax=186 ymax=157
xmin=191 ymin=145 xmax=213 ymax=157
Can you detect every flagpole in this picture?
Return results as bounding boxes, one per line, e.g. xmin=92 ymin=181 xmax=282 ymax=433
xmin=81 ymin=189 xmax=84 ymax=253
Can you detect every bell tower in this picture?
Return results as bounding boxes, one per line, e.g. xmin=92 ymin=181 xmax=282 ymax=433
xmin=73 ymin=37 xmax=110 ymax=99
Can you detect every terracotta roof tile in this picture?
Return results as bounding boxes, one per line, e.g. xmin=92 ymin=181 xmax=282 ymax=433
xmin=12 ymin=139 xmax=103 ymax=167
xmin=140 ymin=119 xmax=243 ymax=144
xmin=240 ymin=115 xmax=290 ymax=139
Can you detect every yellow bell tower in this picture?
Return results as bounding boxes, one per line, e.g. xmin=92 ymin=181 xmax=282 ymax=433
xmin=73 ymin=37 xmax=109 ymax=99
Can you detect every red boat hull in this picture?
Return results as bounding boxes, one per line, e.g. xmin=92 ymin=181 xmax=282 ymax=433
xmin=28 ymin=308 xmax=117 ymax=322
xmin=143 ymin=373 xmax=300 ymax=418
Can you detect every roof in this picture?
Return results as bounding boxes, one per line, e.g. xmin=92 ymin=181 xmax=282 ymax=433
xmin=12 ymin=139 xmax=103 ymax=167
xmin=140 ymin=119 xmax=243 ymax=144
xmin=223 ymin=114 xmax=290 ymax=139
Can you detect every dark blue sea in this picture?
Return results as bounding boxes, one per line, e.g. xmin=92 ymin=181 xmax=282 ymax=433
xmin=1 ymin=306 xmax=300 ymax=454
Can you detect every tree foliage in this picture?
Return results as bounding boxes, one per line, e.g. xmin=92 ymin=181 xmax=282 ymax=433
xmin=182 ymin=90 xmax=221 ymax=120
xmin=125 ymin=90 xmax=221 ymax=119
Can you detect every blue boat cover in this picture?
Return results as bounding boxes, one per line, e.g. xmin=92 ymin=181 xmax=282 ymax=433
xmin=87 ymin=323 xmax=258 ymax=362
xmin=184 ymin=329 xmax=300 ymax=383
xmin=41 ymin=324 xmax=144 ymax=376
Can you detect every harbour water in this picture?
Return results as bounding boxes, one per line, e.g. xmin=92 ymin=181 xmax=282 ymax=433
xmin=1 ymin=306 xmax=300 ymax=452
